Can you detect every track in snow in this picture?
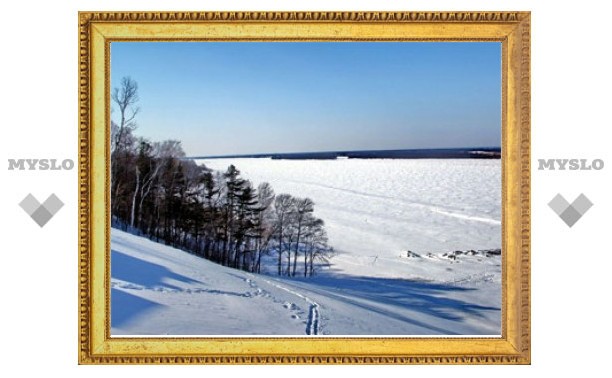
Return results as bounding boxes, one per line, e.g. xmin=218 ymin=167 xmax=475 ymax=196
xmin=248 ymin=274 xmax=321 ymax=336
xmin=306 ymin=304 xmax=319 ymax=335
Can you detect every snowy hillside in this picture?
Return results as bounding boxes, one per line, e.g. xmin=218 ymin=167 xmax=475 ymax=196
xmin=111 ymin=228 xmax=501 ymax=336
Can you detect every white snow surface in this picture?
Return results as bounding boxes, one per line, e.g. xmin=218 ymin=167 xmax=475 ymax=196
xmin=197 ymin=158 xmax=501 ymax=279
xmin=111 ymin=228 xmax=501 ymax=336
xmin=112 ymin=158 xmax=501 ymax=336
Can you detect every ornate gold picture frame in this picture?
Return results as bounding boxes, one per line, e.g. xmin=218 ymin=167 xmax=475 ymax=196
xmin=78 ymin=11 xmax=530 ymax=364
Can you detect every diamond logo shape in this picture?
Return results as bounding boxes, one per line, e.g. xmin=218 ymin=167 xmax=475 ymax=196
xmin=19 ymin=193 xmax=64 ymax=227
xmin=548 ymin=193 xmax=593 ymax=227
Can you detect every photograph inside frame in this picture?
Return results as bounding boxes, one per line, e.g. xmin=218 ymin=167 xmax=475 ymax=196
xmin=109 ymin=40 xmax=503 ymax=337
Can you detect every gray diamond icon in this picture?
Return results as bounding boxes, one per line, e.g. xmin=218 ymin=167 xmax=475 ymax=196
xmin=547 ymin=193 xmax=570 ymax=216
xmin=19 ymin=193 xmax=41 ymax=215
xmin=30 ymin=206 xmax=53 ymax=227
xmin=548 ymin=193 xmax=593 ymax=227
xmin=19 ymin=193 xmax=64 ymax=227
xmin=570 ymin=193 xmax=593 ymax=215
xmin=559 ymin=205 xmax=582 ymax=228
xmin=41 ymin=194 xmax=64 ymax=214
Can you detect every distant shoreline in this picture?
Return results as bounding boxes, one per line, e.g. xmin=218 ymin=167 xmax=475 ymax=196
xmin=189 ymin=147 xmax=501 ymax=160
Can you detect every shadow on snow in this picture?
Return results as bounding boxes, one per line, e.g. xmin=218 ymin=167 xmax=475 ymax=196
xmin=111 ymin=249 xmax=203 ymax=291
xmin=286 ymin=274 xmax=500 ymax=335
xmin=109 ymin=247 xmax=500 ymax=335
xmin=111 ymin=288 xmax=162 ymax=329
xmin=111 ymin=250 xmax=259 ymax=330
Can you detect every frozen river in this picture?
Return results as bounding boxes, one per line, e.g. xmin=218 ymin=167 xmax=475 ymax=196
xmin=196 ymin=158 xmax=501 ymax=279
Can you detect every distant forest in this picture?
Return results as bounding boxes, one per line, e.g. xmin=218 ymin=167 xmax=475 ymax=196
xmin=111 ymin=77 xmax=333 ymax=277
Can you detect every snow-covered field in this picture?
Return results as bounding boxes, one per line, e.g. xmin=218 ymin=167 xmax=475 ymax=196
xmin=111 ymin=228 xmax=501 ymax=336
xmin=197 ymin=158 xmax=501 ymax=280
xmin=111 ymin=158 xmax=502 ymax=336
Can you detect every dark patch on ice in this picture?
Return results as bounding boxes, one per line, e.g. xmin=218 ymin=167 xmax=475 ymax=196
xmin=438 ymin=248 xmax=501 ymax=261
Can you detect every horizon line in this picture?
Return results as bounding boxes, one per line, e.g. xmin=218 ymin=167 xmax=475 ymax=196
xmin=187 ymin=146 xmax=502 ymax=160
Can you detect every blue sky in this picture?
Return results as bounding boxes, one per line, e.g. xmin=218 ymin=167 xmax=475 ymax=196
xmin=110 ymin=42 xmax=501 ymax=156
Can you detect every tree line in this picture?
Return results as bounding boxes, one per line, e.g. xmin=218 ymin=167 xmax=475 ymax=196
xmin=111 ymin=77 xmax=333 ymax=277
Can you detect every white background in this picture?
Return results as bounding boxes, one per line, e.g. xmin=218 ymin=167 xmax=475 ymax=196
xmin=1 ymin=0 xmax=610 ymax=375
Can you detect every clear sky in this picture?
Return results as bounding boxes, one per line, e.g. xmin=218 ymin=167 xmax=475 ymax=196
xmin=110 ymin=42 xmax=501 ymax=157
